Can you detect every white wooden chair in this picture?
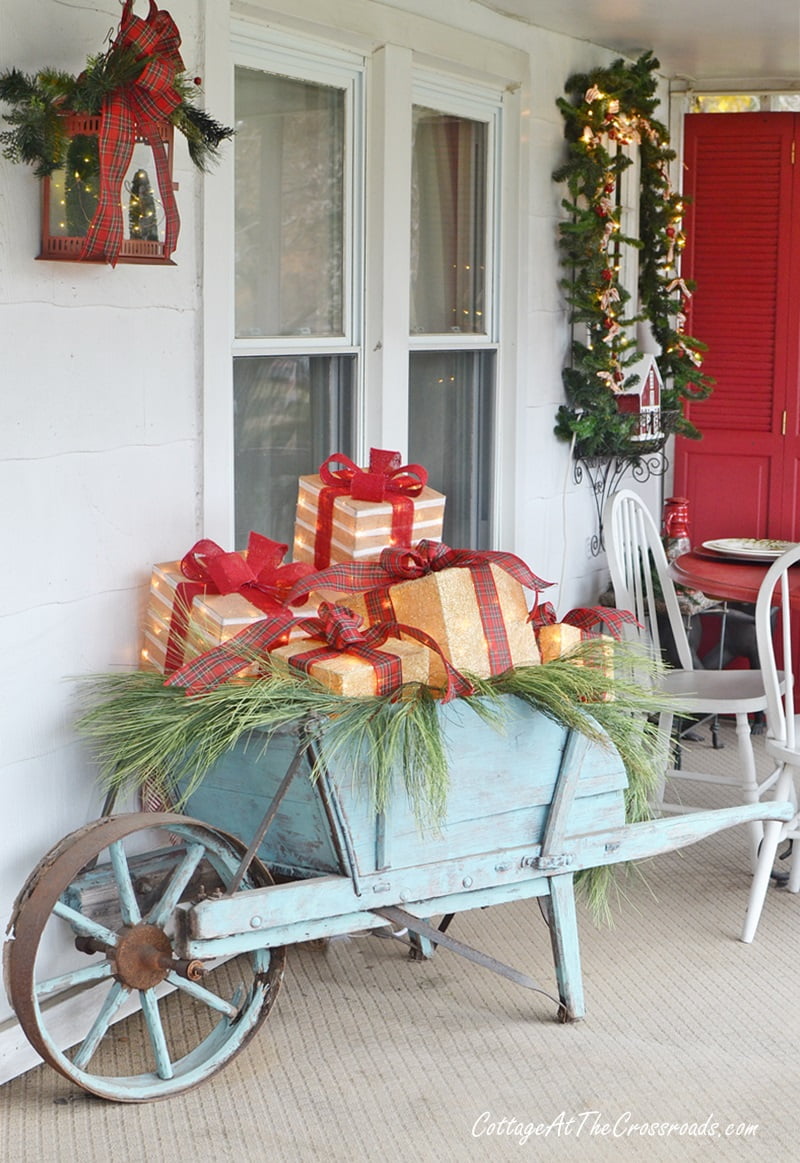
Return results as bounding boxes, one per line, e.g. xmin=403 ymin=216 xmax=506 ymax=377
xmin=742 ymin=543 xmax=800 ymax=941
xmin=603 ymin=490 xmax=778 ymax=865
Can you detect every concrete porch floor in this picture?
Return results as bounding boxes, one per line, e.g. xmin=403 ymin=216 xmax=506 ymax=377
xmin=2 ymin=718 xmax=797 ymax=1162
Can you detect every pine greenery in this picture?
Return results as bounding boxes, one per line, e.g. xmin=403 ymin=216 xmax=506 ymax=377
xmin=554 ymin=51 xmax=714 ymax=459
xmin=0 ymin=47 xmax=233 ymax=179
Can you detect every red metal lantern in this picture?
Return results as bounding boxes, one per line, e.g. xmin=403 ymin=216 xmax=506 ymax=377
xmin=39 ymin=111 xmax=177 ymax=265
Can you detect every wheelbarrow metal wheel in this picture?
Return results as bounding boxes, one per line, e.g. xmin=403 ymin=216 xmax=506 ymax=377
xmin=3 ymin=813 xmax=286 ymax=1102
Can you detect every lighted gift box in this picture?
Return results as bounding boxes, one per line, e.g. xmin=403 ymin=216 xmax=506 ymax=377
xmin=537 ymin=622 xmax=583 ymax=663
xmin=141 ymin=558 xmax=312 ymax=675
xmin=190 ymin=591 xmax=281 ymax=643
xmin=292 ymin=475 xmax=446 ymax=567
xmin=269 ymin=635 xmax=430 ymax=697
xmin=328 ymin=565 xmax=540 ymax=686
xmin=140 ymin=625 xmax=169 ymax=674
xmin=140 ymin=586 xmax=268 ymax=678
xmin=140 ymin=561 xmax=198 ymax=673
xmin=140 ymin=618 xmax=256 ymax=677
xmin=536 ymin=621 xmax=615 ymax=697
xmin=147 ymin=560 xmax=188 ymax=624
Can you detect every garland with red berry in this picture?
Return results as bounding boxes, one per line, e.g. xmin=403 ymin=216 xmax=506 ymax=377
xmin=553 ymin=52 xmax=713 ymax=460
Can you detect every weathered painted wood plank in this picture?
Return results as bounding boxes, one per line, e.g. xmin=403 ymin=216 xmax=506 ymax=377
xmin=547 ymin=873 xmax=584 ymax=1021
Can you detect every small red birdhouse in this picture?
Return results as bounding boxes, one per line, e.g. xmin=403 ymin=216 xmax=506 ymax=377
xmin=616 ymin=355 xmax=663 ymax=442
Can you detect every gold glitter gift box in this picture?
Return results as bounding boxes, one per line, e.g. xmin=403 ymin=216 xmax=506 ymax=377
xmin=330 ymin=564 xmax=541 ymax=686
xmin=269 ymin=634 xmax=430 ymax=697
xmin=536 ymin=621 xmax=615 ymax=696
xmin=536 ymin=621 xmax=583 ymax=663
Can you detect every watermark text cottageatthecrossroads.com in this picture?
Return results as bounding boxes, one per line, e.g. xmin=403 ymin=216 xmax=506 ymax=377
xmin=472 ymin=1110 xmax=760 ymax=1146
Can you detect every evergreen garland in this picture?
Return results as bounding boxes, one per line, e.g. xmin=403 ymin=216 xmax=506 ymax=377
xmin=554 ymin=51 xmax=714 ymax=459
xmin=0 ymin=45 xmax=233 ymax=179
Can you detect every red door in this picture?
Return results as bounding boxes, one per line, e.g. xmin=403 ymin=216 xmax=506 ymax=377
xmin=674 ymin=113 xmax=800 ymax=546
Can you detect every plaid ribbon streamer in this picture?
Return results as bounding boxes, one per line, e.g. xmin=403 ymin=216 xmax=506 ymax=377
xmin=312 ymin=449 xmax=427 ymax=570
xmin=529 ymin=603 xmax=640 ymax=640
xmin=286 ymin=539 xmax=552 ymax=676
xmin=163 ymin=533 xmax=313 ymax=673
xmin=165 ymin=602 xmax=474 ymax=701
xmin=287 ymin=539 xmax=552 ymax=604
xmin=80 ymin=1 xmax=184 ymax=265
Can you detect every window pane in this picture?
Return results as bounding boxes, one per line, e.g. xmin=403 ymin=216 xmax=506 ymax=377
xmin=235 ymin=68 xmax=345 ymax=338
xmin=408 ymin=351 xmax=494 ymax=548
xmin=689 ymin=94 xmax=761 ymax=113
xmin=410 ymin=107 xmax=487 ymax=335
xmin=234 ymin=355 xmax=355 ymax=546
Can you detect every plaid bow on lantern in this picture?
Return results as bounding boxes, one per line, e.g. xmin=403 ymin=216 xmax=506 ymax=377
xmin=80 ymin=0 xmax=184 ymax=264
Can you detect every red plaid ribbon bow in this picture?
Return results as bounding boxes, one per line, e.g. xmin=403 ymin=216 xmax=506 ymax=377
xmin=80 ymin=1 xmax=184 ymax=264
xmin=287 ymin=539 xmax=552 ymax=677
xmin=163 ymin=533 xmax=314 ymax=673
xmin=165 ymin=601 xmax=474 ymax=701
xmin=312 ymin=449 xmax=428 ymax=569
xmin=529 ymin=603 xmax=640 ymax=639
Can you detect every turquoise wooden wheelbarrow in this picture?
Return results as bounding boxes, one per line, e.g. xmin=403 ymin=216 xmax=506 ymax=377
xmin=4 ymin=695 xmax=792 ymax=1102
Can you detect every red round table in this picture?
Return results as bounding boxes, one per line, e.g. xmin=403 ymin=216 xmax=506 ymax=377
xmin=669 ymin=550 xmax=800 ymax=606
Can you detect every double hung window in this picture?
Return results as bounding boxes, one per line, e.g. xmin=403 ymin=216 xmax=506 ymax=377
xmin=232 ymin=29 xmax=506 ymax=550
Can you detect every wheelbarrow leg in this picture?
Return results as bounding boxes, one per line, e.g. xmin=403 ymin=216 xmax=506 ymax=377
xmin=546 ymin=874 xmax=585 ymax=1023
xmin=408 ymin=913 xmax=455 ymax=961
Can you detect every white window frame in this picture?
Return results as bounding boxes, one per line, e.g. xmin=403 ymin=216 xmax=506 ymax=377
xmin=202 ymin=4 xmax=523 ymax=551
xmin=409 ymin=69 xmax=504 ymax=350
xmin=230 ymin=25 xmax=365 ymax=354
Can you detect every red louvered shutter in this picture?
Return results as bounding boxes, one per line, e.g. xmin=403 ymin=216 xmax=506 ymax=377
xmin=674 ymin=112 xmax=800 ymax=545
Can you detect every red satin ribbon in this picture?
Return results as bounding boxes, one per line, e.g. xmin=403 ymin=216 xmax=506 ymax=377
xmin=80 ymin=1 xmax=184 ymax=264
xmin=312 ymin=449 xmax=428 ymax=570
xmin=163 ymin=533 xmax=314 ymax=673
xmin=166 ymin=601 xmax=474 ymax=701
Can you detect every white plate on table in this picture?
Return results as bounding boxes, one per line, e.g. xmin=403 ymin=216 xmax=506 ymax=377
xmin=702 ymin=538 xmax=798 ymax=561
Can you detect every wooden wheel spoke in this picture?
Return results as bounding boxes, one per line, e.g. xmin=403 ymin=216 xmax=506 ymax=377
xmin=53 ymin=899 xmax=118 ymax=948
xmin=139 ymin=988 xmax=174 ymax=1079
xmin=35 ymin=960 xmax=113 ymax=1000
xmin=109 ymin=840 xmax=142 ymax=926
xmin=72 ymin=981 xmax=130 ymax=1070
xmin=146 ymin=843 xmax=205 ymax=928
xmin=166 ymin=970 xmax=241 ymax=1019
